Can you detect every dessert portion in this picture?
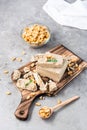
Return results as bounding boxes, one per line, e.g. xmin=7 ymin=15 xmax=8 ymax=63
xmin=12 ymin=52 xmax=68 ymax=93
xmin=16 ymin=78 xmax=37 ymax=91
xmin=33 ymin=52 xmax=68 ymax=82
xmin=32 ymin=52 xmax=64 ymax=68
xmin=12 ymin=70 xmax=21 ymax=80
xmin=36 ymin=58 xmax=68 ymax=82
xmin=33 ymin=72 xmax=48 ymax=92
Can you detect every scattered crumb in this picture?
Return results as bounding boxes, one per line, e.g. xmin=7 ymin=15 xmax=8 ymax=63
xmin=4 ymin=70 xmax=9 ymax=74
xmin=16 ymin=57 xmax=22 ymax=62
xmin=39 ymin=96 xmax=43 ymax=100
xmin=43 ymin=97 xmax=45 ymax=100
xmin=22 ymin=51 xmax=26 ymax=55
xmin=11 ymin=57 xmax=16 ymax=61
xmin=39 ymin=96 xmax=45 ymax=100
xmin=57 ymin=99 xmax=62 ymax=104
xmin=35 ymin=102 xmax=41 ymax=106
xmin=6 ymin=91 xmax=11 ymax=95
xmin=26 ymin=95 xmax=31 ymax=100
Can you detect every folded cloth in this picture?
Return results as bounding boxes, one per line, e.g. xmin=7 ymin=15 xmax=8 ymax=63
xmin=43 ymin=0 xmax=87 ymax=29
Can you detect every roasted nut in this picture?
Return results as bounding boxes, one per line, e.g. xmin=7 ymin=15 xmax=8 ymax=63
xmin=68 ymin=71 xmax=73 ymax=75
xmin=57 ymin=99 xmax=62 ymax=104
xmin=35 ymin=102 xmax=41 ymax=106
xmin=16 ymin=57 xmax=22 ymax=62
xmin=11 ymin=57 xmax=16 ymax=61
xmin=39 ymin=96 xmax=45 ymax=100
xmin=22 ymin=51 xmax=26 ymax=55
xmin=6 ymin=91 xmax=11 ymax=95
xmin=4 ymin=70 xmax=9 ymax=74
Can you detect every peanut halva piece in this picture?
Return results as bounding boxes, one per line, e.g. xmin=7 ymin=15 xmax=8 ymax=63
xmin=12 ymin=70 xmax=21 ymax=80
xmin=48 ymin=80 xmax=57 ymax=92
xmin=33 ymin=72 xmax=48 ymax=92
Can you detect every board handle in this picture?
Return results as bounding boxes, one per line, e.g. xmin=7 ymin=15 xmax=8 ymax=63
xmin=14 ymin=90 xmax=44 ymax=120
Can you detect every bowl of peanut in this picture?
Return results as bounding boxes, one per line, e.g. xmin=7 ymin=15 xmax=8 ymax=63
xmin=22 ymin=24 xmax=51 ymax=48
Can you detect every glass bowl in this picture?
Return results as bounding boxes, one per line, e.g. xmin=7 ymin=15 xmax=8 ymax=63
xmin=21 ymin=23 xmax=51 ymax=48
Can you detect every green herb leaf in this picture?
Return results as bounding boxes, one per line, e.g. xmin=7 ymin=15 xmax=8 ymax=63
xmin=47 ymin=59 xmax=57 ymax=62
xmin=25 ymin=83 xmax=29 ymax=87
xmin=25 ymin=79 xmax=33 ymax=87
xmin=47 ymin=59 xmax=52 ymax=62
xmin=52 ymin=59 xmax=57 ymax=62
xmin=29 ymin=79 xmax=33 ymax=83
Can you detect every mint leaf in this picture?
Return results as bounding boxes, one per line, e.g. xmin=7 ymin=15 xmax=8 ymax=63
xmin=47 ymin=59 xmax=57 ymax=62
xmin=47 ymin=59 xmax=52 ymax=62
xmin=25 ymin=83 xmax=29 ymax=87
xmin=25 ymin=79 xmax=33 ymax=87
xmin=52 ymin=59 xmax=57 ymax=62
xmin=29 ymin=79 xmax=33 ymax=83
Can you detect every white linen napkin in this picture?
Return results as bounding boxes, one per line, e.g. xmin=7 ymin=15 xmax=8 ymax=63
xmin=43 ymin=0 xmax=87 ymax=29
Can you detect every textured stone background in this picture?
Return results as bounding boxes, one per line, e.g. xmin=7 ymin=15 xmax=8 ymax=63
xmin=0 ymin=0 xmax=87 ymax=130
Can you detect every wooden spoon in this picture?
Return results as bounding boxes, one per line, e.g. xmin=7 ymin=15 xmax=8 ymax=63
xmin=39 ymin=96 xmax=80 ymax=119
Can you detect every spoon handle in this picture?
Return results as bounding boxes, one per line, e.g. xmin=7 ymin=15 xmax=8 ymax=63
xmin=52 ymin=96 xmax=80 ymax=111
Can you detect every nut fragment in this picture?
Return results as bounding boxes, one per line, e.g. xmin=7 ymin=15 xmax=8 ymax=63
xmin=39 ymin=96 xmax=45 ymax=100
xmin=68 ymin=71 xmax=73 ymax=76
xmin=16 ymin=57 xmax=22 ymax=62
xmin=57 ymin=99 xmax=62 ymax=104
xmin=4 ymin=70 xmax=9 ymax=74
xmin=22 ymin=51 xmax=26 ymax=55
xmin=35 ymin=102 xmax=41 ymax=106
xmin=11 ymin=57 xmax=16 ymax=61
xmin=6 ymin=91 xmax=11 ymax=95
xmin=39 ymin=107 xmax=51 ymax=118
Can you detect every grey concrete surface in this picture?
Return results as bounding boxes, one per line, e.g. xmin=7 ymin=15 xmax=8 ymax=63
xmin=0 ymin=0 xmax=87 ymax=130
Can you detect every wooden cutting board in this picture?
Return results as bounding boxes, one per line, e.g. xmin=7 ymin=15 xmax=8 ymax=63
xmin=11 ymin=45 xmax=87 ymax=120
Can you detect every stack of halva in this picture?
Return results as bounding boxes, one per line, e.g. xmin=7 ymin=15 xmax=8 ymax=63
xmin=12 ymin=52 xmax=68 ymax=93
xmin=33 ymin=52 xmax=68 ymax=82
